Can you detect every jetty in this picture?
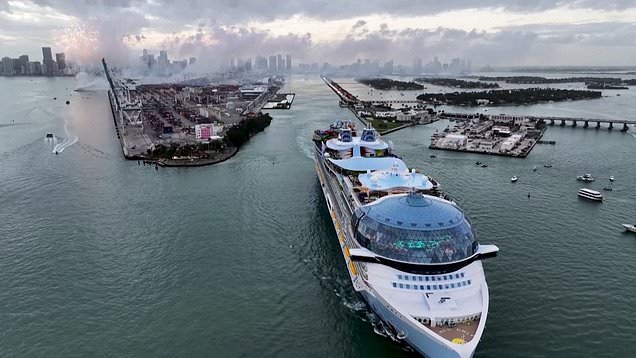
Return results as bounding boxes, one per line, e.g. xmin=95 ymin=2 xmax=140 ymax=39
xmin=322 ymin=76 xmax=434 ymax=134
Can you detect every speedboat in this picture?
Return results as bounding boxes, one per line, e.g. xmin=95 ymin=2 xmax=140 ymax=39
xmin=481 ymin=164 xmax=488 ymax=168
xmin=511 ymin=176 xmax=518 ymax=182
xmin=622 ymin=224 xmax=636 ymax=233
xmin=475 ymin=161 xmax=482 ymax=165
xmin=609 ymin=176 xmax=615 ymax=182
xmin=603 ymin=187 xmax=613 ymax=191
xmin=578 ymin=188 xmax=603 ymax=202
xmin=532 ymin=166 xmax=537 ymax=171
xmin=45 ymin=133 xmax=54 ymax=138
xmin=544 ymin=164 xmax=552 ymax=168
xmin=577 ymin=174 xmax=595 ymax=182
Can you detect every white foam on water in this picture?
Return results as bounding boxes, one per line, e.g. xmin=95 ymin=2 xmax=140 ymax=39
xmin=52 ymin=116 xmax=78 ymax=154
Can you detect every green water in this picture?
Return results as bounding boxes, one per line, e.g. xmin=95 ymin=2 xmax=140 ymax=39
xmin=1 ymin=75 xmax=635 ymax=357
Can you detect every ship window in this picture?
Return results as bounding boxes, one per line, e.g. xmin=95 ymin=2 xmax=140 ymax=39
xmin=461 ymin=273 xmax=465 ymax=278
xmin=425 ymin=277 xmax=429 ymax=281
xmin=420 ymin=285 xmax=425 ymax=290
xmin=445 ymin=284 xmax=449 ymax=289
xmin=405 ymin=284 xmax=410 ymax=289
xmin=451 ymin=283 xmax=455 ymax=288
xmin=399 ymin=283 xmax=404 ymax=288
xmin=392 ymin=282 xmax=397 ymax=288
xmin=404 ymin=276 xmax=409 ymax=281
xmin=413 ymin=285 xmax=418 ymax=290
xmin=412 ymin=276 xmax=417 ymax=281
xmin=467 ymin=280 xmax=471 ymax=285
xmin=354 ymin=213 xmax=478 ymax=264
xmin=397 ymin=274 xmax=402 ymax=280
xmin=418 ymin=276 xmax=423 ymax=281
xmin=455 ymin=274 xmax=460 ymax=279
xmin=438 ymin=285 xmax=443 ymax=289
xmin=426 ymin=285 xmax=431 ymax=290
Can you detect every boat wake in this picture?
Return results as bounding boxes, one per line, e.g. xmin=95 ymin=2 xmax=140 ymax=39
xmin=52 ymin=120 xmax=78 ymax=154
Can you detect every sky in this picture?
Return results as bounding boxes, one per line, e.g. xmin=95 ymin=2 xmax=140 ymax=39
xmin=1 ymin=0 xmax=636 ymax=69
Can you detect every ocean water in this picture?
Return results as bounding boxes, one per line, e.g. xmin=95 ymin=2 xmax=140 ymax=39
xmin=1 ymin=74 xmax=635 ymax=357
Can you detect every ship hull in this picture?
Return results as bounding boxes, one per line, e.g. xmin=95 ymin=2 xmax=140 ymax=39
xmin=314 ymin=150 xmax=475 ymax=357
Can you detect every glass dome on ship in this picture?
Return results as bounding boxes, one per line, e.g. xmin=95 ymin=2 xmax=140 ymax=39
xmin=353 ymin=192 xmax=478 ymax=264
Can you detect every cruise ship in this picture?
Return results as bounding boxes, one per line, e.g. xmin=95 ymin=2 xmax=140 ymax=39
xmin=313 ymin=120 xmax=498 ymax=357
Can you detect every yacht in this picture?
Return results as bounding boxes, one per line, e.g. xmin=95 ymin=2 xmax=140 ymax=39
xmin=511 ymin=176 xmax=518 ymax=182
xmin=577 ymin=188 xmax=603 ymax=202
xmin=576 ymin=174 xmax=595 ymax=182
xmin=622 ymin=224 xmax=636 ymax=233
xmin=313 ymin=121 xmax=498 ymax=358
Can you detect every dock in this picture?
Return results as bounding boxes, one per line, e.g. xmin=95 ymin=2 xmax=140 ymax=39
xmin=102 ymin=58 xmax=280 ymax=166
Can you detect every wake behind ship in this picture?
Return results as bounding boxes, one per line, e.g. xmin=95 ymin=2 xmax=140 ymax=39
xmin=313 ymin=120 xmax=498 ymax=357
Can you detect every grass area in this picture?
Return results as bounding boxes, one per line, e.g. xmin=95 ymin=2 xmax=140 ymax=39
xmin=371 ymin=118 xmax=405 ymax=131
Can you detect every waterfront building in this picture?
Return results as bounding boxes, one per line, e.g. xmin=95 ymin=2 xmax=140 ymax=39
xmin=286 ymin=54 xmax=292 ymax=71
xmin=42 ymin=47 xmax=54 ymax=75
xmin=1 ymin=57 xmax=14 ymax=75
xmin=55 ymin=53 xmax=66 ymax=71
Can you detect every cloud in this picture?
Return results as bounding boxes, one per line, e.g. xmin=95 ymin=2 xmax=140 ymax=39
xmin=2 ymin=0 xmax=636 ymax=67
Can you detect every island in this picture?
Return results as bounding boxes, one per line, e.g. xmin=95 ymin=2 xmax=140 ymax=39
xmin=429 ymin=114 xmax=546 ymax=157
xmin=416 ymin=88 xmax=602 ymax=106
xmin=357 ymin=78 xmax=424 ymax=90
xmin=415 ymin=78 xmax=499 ymax=89
xmin=477 ymin=76 xmax=624 ymax=84
xmin=587 ymin=83 xmax=628 ymax=90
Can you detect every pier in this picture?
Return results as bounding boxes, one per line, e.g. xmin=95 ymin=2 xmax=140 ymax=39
xmin=322 ymin=76 xmax=432 ymax=134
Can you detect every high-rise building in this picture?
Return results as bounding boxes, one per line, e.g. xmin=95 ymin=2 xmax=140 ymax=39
xmin=158 ymin=50 xmax=169 ymax=67
xmin=16 ymin=55 xmax=29 ymax=75
xmin=277 ymin=54 xmax=283 ymax=72
xmin=255 ymin=56 xmax=268 ymax=71
xmin=28 ymin=61 xmax=42 ymax=75
xmin=268 ymin=55 xmax=277 ymax=73
xmin=1 ymin=57 xmax=14 ymax=75
xmin=42 ymin=47 xmax=54 ymax=75
xmin=55 ymin=53 xmax=66 ymax=71
xmin=285 ymin=54 xmax=292 ymax=71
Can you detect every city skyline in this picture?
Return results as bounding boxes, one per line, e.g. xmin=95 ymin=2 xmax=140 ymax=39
xmin=1 ymin=1 xmax=636 ymax=70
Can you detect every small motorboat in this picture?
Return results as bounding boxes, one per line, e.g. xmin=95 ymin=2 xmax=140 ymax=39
xmin=544 ymin=164 xmax=553 ymax=168
xmin=577 ymin=174 xmax=595 ymax=182
xmin=481 ymin=164 xmax=488 ymax=168
xmin=609 ymin=176 xmax=615 ymax=182
xmin=622 ymin=224 xmax=636 ymax=233
xmin=532 ymin=166 xmax=538 ymax=171
xmin=430 ymin=155 xmax=436 ymax=158
xmin=511 ymin=176 xmax=518 ymax=182
xmin=45 ymin=133 xmax=54 ymax=138
xmin=475 ymin=161 xmax=482 ymax=165
xmin=603 ymin=187 xmax=613 ymax=191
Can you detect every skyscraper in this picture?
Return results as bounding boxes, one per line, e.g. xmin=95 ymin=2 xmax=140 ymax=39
xmin=55 ymin=53 xmax=66 ymax=71
xmin=277 ymin=54 xmax=283 ymax=72
xmin=268 ymin=55 xmax=277 ymax=73
xmin=42 ymin=47 xmax=54 ymax=75
xmin=285 ymin=54 xmax=292 ymax=71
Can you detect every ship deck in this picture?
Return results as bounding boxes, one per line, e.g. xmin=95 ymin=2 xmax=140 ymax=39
xmin=426 ymin=320 xmax=479 ymax=344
